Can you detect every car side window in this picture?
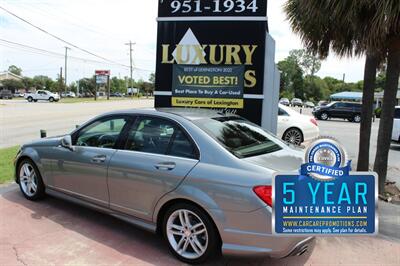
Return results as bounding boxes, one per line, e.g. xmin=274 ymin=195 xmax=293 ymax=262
xmin=75 ymin=117 xmax=129 ymax=149
xmin=124 ymin=117 xmax=197 ymax=159
xmin=168 ymin=130 xmax=197 ymax=159
xmin=278 ymin=108 xmax=289 ymax=116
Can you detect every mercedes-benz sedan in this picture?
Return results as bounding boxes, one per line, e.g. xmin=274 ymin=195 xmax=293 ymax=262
xmin=15 ymin=108 xmax=313 ymax=263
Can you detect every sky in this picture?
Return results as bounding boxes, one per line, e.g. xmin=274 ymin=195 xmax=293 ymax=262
xmin=0 ymin=0 xmax=366 ymax=84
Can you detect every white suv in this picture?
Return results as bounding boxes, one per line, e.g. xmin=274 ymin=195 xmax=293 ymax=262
xmin=25 ymin=90 xmax=60 ymax=102
xmin=392 ymin=106 xmax=400 ymax=143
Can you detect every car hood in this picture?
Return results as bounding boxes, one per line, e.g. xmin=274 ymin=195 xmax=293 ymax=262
xmin=243 ymin=148 xmax=304 ymax=172
xmin=24 ymin=136 xmax=63 ymax=147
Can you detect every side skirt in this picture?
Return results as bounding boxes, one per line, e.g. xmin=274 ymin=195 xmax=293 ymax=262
xmin=46 ymin=188 xmax=157 ymax=233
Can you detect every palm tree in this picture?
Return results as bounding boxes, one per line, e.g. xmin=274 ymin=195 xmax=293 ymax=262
xmin=369 ymin=1 xmax=400 ymax=193
xmin=285 ymin=1 xmax=382 ymax=174
xmin=284 ymin=0 xmax=399 ymax=193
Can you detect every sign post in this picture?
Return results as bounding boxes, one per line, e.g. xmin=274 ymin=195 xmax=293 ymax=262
xmin=155 ymin=0 xmax=279 ymax=131
xmin=95 ymin=70 xmax=111 ymax=101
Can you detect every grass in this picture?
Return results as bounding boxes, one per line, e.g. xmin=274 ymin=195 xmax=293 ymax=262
xmin=0 ymin=146 xmax=19 ymax=184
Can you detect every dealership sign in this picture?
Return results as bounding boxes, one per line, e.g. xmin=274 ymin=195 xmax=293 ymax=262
xmin=95 ymin=70 xmax=110 ymax=85
xmin=155 ymin=0 xmax=270 ymax=125
xmin=273 ymin=138 xmax=378 ymax=235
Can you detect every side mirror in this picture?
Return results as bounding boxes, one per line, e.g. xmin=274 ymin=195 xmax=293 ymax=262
xmin=61 ymin=135 xmax=74 ymax=151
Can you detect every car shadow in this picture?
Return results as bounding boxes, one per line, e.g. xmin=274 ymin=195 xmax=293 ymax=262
xmin=2 ymin=188 xmax=314 ymax=265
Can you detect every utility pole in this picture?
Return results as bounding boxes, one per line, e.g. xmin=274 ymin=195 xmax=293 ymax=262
xmin=342 ymin=73 xmax=346 ymax=83
xmin=59 ymin=67 xmax=63 ymax=97
xmin=64 ymin=47 xmax=70 ymax=91
xmin=125 ymin=41 xmax=136 ymax=98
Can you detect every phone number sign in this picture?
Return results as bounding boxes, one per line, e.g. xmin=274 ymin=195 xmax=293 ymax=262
xmin=273 ymin=173 xmax=378 ymax=235
xmin=158 ymin=0 xmax=267 ymax=18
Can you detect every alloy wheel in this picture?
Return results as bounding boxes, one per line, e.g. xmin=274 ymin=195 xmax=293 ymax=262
xmin=19 ymin=163 xmax=38 ymax=197
xmin=320 ymin=113 xmax=329 ymax=120
xmin=284 ymin=129 xmax=303 ymax=146
xmin=166 ymin=209 xmax=208 ymax=260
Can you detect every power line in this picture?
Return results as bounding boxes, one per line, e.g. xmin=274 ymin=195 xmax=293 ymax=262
xmin=0 ymin=5 xmax=129 ymax=68
xmin=0 ymin=39 xmax=154 ymax=72
xmin=0 ymin=39 xmax=125 ymax=66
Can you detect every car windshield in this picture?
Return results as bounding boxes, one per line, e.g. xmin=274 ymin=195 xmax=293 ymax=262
xmin=195 ymin=117 xmax=283 ymax=158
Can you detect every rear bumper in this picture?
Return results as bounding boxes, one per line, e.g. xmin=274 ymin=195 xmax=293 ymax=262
xmin=211 ymin=207 xmax=315 ymax=258
xmin=222 ymin=235 xmax=314 ymax=258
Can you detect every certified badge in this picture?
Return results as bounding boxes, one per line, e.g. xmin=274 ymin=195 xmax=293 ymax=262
xmin=302 ymin=137 xmax=351 ymax=181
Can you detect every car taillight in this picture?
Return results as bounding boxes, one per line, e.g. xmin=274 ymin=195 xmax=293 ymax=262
xmin=310 ymin=118 xmax=318 ymax=126
xmin=253 ymin=186 xmax=272 ymax=207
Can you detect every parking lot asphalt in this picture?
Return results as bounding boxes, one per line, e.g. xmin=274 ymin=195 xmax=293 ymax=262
xmin=1 ymin=102 xmax=400 ymax=265
xmin=294 ymin=107 xmax=400 ymax=184
xmin=1 ymin=184 xmax=399 ymax=266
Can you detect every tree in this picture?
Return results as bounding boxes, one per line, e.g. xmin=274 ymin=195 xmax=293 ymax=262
xmin=149 ymin=73 xmax=155 ymax=85
xmin=8 ymin=65 xmax=22 ymax=76
xmin=78 ymin=77 xmax=96 ymax=96
xmin=1 ymin=79 xmax=24 ymax=92
xmin=110 ymin=77 xmax=126 ymax=93
xmin=284 ymin=0 xmax=399 ymax=193
xmin=304 ymin=76 xmax=330 ymax=101
xmin=277 ymin=56 xmax=304 ymax=99
xmin=289 ymin=49 xmax=322 ymax=78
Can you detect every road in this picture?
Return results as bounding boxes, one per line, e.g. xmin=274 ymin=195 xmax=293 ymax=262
xmin=2 ymin=100 xmax=398 ymax=180
xmin=0 ymin=99 xmax=154 ymax=149
xmin=0 ymin=184 xmax=399 ymax=266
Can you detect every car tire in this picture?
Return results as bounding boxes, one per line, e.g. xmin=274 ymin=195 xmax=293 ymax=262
xmin=49 ymin=97 xmax=54 ymax=102
xmin=17 ymin=159 xmax=46 ymax=201
xmin=320 ymin=112 xmax=329 ymax=120
xmin=27 ymin=97 xmax=33 ymax=102
xmin=163 ymin=203 xmax=220 ymax=264
xmin=353 ymin=114 xmax=361 ymax=123
xmin=283 ymin=128 xmax=304 ymax=146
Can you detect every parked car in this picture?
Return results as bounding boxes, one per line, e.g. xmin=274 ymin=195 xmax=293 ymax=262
xmin=312 ymin=102 xmax=362 ymax=122
xmin=110 ymin=92 xmax=124 ymax=97
xmin=317 ymin=101 xmax=329 ymax=107
xmin=25 ymin=90 xmax=60 ymax=102
xmin=61 ymin=91 xmax=76 ymax=98
xmin=15 ymin=108 xmax=313 ymax=263
xmin=13 ymin=92 xmax=25 ymax=98
xmin=303 ymin=101 xmax=315 ymax=108
xmin=0 ymin=89 xmax=13 ymax=99
xmin=291 ymin=98 xmax=303 ymax=107
xmin=278 ymin=104 xmax=320 ymax=145
xmin=392 ymin=106 xmax=400 ymax=143
xmin=279 ymin=98 xmax=290 ymax=106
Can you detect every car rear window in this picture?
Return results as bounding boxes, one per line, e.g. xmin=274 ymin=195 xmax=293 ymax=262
xmin=195 ymin=117 xmax=283 ymax=158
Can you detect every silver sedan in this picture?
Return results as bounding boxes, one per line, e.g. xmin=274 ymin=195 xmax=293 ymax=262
xmin=15 ymin=108 xmax=313 ymax=263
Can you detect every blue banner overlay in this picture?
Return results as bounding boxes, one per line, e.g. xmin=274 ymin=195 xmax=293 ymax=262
xmin=300 ymin=161 xmax=352 ymax=179
xmin=273 ymin=173 xmax=377 ymax=235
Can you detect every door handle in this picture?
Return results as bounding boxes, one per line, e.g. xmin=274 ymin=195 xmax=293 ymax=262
xmin=91 ymin=155 xmax=107 ymax=163
xmin=154 ymin=162 xmax=176 ymax=171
